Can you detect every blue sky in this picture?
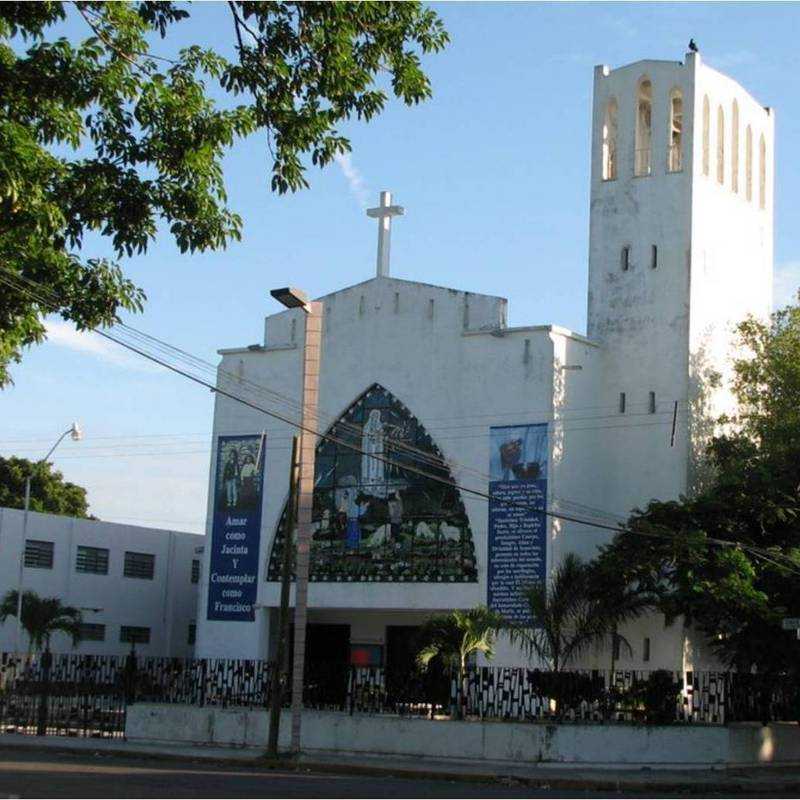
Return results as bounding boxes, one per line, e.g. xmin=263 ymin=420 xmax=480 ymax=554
xmin=3 ymin=2 xmax=799 ymax=533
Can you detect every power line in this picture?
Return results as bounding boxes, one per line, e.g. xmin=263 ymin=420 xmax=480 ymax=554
xmin=4 ymin=268 xmax=799 ymax=578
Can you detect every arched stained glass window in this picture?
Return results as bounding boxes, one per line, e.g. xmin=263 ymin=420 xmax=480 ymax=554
xmin=266 ymin=384 xmax=478 ymax=583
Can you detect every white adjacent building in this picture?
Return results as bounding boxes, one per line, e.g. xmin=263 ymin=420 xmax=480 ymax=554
xmin=195 ymin=51 xmax=774 ymax=674
xmin=0 ymin=506 xmax=202 ymax=657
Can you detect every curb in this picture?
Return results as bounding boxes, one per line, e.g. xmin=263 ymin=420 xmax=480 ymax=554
xmin=2 ymin=739 xmax=800 ymax=794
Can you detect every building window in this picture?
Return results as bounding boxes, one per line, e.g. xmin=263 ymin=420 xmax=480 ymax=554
xmin=619 ymin=392 xmax=626 ymax=414
xmin=79 ymin=623 xmax=106 ymax=642
xmin=668 ymin=88 xmax=682 ymax=172
xmin=716 ymin=106 xmax=725 ymax=185
xmin=191 ymin=559 xmax=200 ymax=584
xmin=621 ymin=245 xmax=630 ymax=272
xmin=702 ymin=96 xmax=710 ymax=176
xmin=188 ymin=624 xmax=196 ymax=646
xmin=649 ymin=391 xmax=656 ymax=414
xmin=612 ymin=633 xmax=621 ymax=661
xmin=123 ymin=551 xmax=155 ymax=580
xmin=759 ymin=134 xmax=767 ymax=210
xmin=602 ymin=97 xmax=618 ymax=180
xmin=731 ymin=100 xmax=739 ymax=193
xmin=120 ymin=625 xmax=150 ymax=645
xmin=634 ymin=78 xmax=652 ymax=176
xmin=76 ymin=545 xmax=109 ymax=575
xmin=24 ymin=540 xmax=54 ymax=569
xmin=745 ymin=125 xmax=753 ymax=201
xmin=651 ymin=244 xmax=658 ymax=269
xmin=643 ymin=637 xmax=651 ymax=663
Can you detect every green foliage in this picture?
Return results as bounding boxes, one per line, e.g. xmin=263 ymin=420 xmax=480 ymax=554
xmin=507 ymin=554 xmax=650 ymax=673
xmin=631 ymin=670 xmax=682 ymax=725
xmin=0 ymin=589 xmax=83 ymax=652
xmin=598 ymin=299 xmax=800 ymax=673
xmin=0 ymin=1 xmax=448 ymax=384
xmin=417 ymin=606 xmax=504 ymax=674
xmin=0 ymin=455 xmax=90 ymax=517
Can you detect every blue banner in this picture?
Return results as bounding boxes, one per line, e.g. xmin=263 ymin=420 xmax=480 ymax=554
xmin=487 ymin=424 xmax=548 ymax=625
xmin=206 ymin=434 xmax=265 ymax=621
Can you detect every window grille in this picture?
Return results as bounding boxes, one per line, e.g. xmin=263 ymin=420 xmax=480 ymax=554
xmin=24 ymin=540 xmax=54 ymax=569
xmin=191 ymin=559 xmax=200 ymax=584
xmin=76 ymin=545 xmax=109 ymax=575
xmin=120 ymin=625 xmax=150 ymax=644
xmin=79 ymin=623 xmax=106 ymax=642
xmin=619 ymin=392 xmax=626 ymax=414
xmin=123 ymin=551 xmax=155 ymax=580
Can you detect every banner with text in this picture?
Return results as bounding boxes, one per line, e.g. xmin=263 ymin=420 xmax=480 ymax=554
xmin=207 ymin=434 xmax=265 ymax=621
xmin=487 ymin=423 xmax=548 ymax=625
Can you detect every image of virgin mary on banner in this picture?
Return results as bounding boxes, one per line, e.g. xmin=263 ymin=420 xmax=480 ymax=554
xmin=207 ymin=434 xmax=266 ymax=621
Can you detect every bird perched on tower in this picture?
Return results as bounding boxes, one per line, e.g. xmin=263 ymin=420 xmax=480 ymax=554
xmin=689 ymin=38 xmax=699 ymax=52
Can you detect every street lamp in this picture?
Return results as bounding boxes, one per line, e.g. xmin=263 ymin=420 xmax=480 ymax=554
xmin=15 ymin=422 xmax=83 ymax=652
xmin=270 ymin=287 xmax=322 ymax=754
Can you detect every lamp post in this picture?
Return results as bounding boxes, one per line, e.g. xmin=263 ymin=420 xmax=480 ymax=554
xmin=15 ymin=422 xmax=83 ymax=653
xmin=269 ymin=287 xmax=322 ymax=754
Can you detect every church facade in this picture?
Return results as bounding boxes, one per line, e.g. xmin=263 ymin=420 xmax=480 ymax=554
xmin=195 ymin=51 xmax=774 ymax=672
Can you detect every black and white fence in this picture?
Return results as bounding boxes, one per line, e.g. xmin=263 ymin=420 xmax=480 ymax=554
xmin=1 ymin=652 xmax=797 ymax=739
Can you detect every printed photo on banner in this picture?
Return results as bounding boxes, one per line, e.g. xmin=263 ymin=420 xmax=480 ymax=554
xmin=490 ymin=424 xmax=548 ymax=483
xmin=216 ymin=436 xmax=264 ymax=512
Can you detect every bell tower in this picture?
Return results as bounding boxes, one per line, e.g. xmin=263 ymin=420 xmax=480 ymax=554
xmin=586 ymin=51 xmax=774 ymax=505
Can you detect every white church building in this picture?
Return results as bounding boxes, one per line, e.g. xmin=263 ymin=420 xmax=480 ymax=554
xmin=195 ymin=51 xmax=774 ymax=674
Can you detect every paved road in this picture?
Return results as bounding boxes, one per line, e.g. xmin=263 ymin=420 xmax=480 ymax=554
xmin=0 ymin=749 xmax=796 ymax=799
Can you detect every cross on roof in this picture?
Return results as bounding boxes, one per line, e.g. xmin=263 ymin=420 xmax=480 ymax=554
xmin=366 ymin=191 xmax=404 ymax=278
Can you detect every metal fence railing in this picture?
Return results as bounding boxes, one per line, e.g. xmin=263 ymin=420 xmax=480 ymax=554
xmin=2 ymin=652 xmax=799 ymax=739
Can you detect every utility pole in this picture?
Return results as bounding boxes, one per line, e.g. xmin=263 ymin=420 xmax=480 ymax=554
xmin=267 ymin=436 xmax=299 ymax=758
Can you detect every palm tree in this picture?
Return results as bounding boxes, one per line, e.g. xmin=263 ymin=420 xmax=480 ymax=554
xmin=507 ymin=554 xmax=605 ymax=673
xmin=416 ymin=606 xmax=504 ymax=718
xmin=0 ymin=590 xmax=83 ymax=653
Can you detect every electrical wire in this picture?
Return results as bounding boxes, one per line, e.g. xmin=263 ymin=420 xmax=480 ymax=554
xmin=4 ymin=268 xmax=800 ymax=578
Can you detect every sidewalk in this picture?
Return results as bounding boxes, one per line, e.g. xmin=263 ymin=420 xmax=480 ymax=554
xmin=2 ymin=733 xmax=800 ymax=794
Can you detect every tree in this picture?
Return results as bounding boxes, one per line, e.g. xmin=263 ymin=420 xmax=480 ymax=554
xmin=507 ymin=554 xmax=613 ymax=673
xmin=0 ymin=455 xmax=91 ymax=517
xmin=597 ymin=299 xmax=800 ymax=673
xmin=417 ymin=606 xmax=504 ymax=718
xmin=0 ymin=2 xmax=449 ymax=385
xmin=0 ymin=589 xmax=83 ymax=652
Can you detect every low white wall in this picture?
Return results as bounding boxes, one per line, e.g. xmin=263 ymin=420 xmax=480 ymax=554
xmin=126 ymin=704 xmax=800 ymax=766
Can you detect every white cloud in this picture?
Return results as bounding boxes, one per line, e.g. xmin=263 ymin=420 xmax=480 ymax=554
xmin=44 ymin=319 xmax=158 ymax=372
xmin=773 ymin=261 xmax=800 ymax=309
xmin=334 ymin=151 xmax=370 ymax=210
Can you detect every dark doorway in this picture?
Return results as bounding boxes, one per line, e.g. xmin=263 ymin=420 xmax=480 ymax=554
xmin=386 ymin=625 xmax=449 ymax=711
xmin=294 ymin=623 xmax=350 ymax=708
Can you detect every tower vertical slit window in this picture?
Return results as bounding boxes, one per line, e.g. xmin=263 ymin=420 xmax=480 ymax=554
xmin=602 ymin=98 xmax=618 ymax=181
xmin=746 ymin=125 xmax=753 ymax=201
xmin=621 ymin=245 xmax=630 ymax=272
xmin=731 ymin=100 xmax=740 ymax=193
xmin=651 ymin=244 xmax=658 ymax=269
xmin=759 ymin=134 xmax=767 ymax=210
xmin=668 ymin=88 xmax=682 ymax=172
xmin=634 ymin=79 xmax=652 ymax=176
xmin=716 ymin=106 xmax=725 ymax=185
xmin=702 ymin=96 xmax=710 ymax=176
